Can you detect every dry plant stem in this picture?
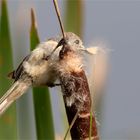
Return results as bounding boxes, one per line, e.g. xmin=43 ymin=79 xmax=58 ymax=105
xmin=53 ymin=0 xmax=65 ymax=38
xmin=64 ymin=111 xmax=79 ymax=140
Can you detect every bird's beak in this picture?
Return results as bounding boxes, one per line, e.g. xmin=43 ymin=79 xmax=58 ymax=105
xmin=46 ymin=38 xmax=66 ymax=60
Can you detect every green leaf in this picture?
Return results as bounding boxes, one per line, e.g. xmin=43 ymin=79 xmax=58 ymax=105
xmin=0 ymin=0 xmax=17 ymax=139
xmin=64 ymin=0 xmax=83 ymax=36
xmin=30 ymin=8 xmax=55 ymax=140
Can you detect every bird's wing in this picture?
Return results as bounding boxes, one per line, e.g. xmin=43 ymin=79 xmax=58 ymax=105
xmin=8 ymin=54 xmax=30 ymax=81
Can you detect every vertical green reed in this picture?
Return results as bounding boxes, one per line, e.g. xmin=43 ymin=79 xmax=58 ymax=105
xmin=0 ymin=0 xmax=17 ymax=139
xmin=64 ymin=0 xmax=83 ymax=36
xmin=30 ymin=9 xmax=55 ymax=140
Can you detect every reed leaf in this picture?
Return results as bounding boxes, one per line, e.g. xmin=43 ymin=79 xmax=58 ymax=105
xmin=30 ymin=9 xmax=55 ymax=140
xmin=0 ymin=0 xmax=17 ymax=139
xmin=64 ymin=0 xmax=83 ymax=36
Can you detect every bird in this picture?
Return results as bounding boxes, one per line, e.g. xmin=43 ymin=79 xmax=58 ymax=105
xmin=0 ymin=32 xmax=100 ymax=116
xmin=0 ymin=36 xmax=63 ymax=116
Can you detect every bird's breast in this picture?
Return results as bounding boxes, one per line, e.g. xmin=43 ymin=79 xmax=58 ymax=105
xmin=24 ymin=60 xmax=50 ymax=86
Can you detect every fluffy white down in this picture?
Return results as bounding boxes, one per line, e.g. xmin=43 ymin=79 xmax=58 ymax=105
xmin=23 ymin=40 xmax=62 ymax=86
xmin=57 ymin=52 xmax=83 ymax=75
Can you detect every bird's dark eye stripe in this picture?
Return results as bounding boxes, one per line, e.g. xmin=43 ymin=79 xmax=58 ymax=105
xmin=74 ymin=40 xmax=79 ymax=44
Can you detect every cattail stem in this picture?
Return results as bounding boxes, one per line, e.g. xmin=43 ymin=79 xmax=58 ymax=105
xmin=60 ymin=70 xmax=99 ymax=140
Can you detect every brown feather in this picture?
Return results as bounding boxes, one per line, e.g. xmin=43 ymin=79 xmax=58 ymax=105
xmin=7 ymin=71 xmax=15 ymax=79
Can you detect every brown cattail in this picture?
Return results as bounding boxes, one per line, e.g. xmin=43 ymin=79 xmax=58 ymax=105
xmin=55 ymin=32 xmax=99 ymax=140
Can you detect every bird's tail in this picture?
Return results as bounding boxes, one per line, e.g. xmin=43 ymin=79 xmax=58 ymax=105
xmin=0 ymin=79 xmax=32 ymax=116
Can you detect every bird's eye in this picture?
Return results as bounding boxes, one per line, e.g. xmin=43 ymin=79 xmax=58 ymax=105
xmin=74 ymin=40 xmax=79 ymax=44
